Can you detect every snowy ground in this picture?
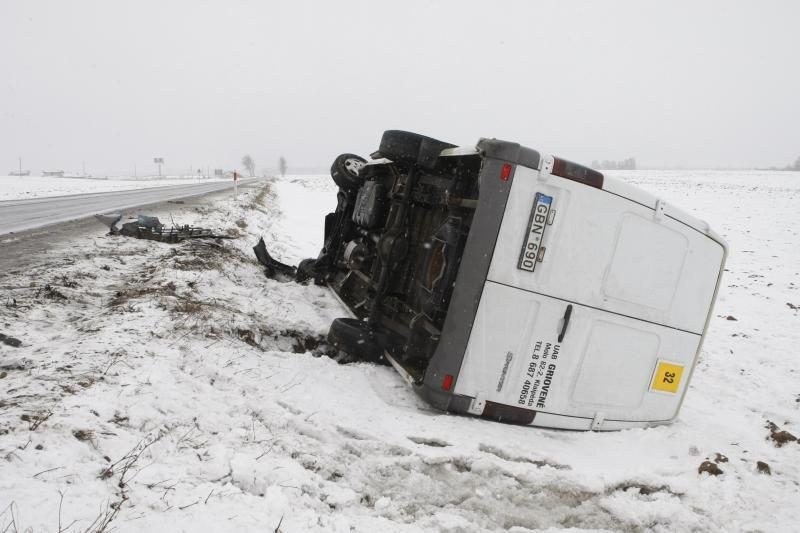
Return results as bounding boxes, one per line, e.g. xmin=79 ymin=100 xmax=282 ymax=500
xmin=0 ymin=176 xmax=227 ymax=202
xmin=1 ymin=171 xmax=798 ymax=532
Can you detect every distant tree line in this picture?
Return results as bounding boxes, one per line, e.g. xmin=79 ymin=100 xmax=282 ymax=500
xmin=238 ymin=154 xmax=289 ymax=176
xmin=591 ymin=158 xmax=636 ymax=170
xmin=765 ymin=156 xmax=800 ymax=171
xmin=241 ymin=155 xmax=256 ymax=177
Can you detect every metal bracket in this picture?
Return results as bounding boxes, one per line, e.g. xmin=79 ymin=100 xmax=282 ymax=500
xmin=539 ymin=155 xmax=554 ymax=180
xmin=468 ymin=392 xmax=487 ymax=415
xmin=654 ymin=199 xmax=667 ymax=222
xmin=591 ymin=411 xmax=605 ymax=431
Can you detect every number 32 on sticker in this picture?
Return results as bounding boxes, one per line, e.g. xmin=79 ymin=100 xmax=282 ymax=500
xmin=650 ymin=361 xmax=684 ymax=394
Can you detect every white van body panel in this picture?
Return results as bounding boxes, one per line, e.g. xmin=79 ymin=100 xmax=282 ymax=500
xmin=602 ymin=174 xmax=715 ymax=236
xmin=486 ymin=164 xmax=724 ymax=334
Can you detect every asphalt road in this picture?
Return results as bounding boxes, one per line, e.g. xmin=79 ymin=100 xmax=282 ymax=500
xmin=0 ymin=179 xmax=258 ymax=236
xmin=0 ymin=179 xmax=263 ymax=275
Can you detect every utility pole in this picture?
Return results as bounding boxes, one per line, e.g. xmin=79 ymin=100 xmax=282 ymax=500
xmin=19 ymin=157 xmax=22 ymax=175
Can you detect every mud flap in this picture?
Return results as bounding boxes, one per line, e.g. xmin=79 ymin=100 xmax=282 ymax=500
xmin=253 ymin=237 xmax=297 ymax=280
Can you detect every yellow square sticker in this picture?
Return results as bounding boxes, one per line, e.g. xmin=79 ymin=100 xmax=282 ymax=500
xmin=651 ymin=361 xmax=684 ymax=394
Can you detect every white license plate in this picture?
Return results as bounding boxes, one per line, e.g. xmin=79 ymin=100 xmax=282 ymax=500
xmin=517 ymin=192 xmax=552 ymax=272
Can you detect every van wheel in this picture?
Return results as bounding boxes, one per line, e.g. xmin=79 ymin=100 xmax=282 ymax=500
xmin=327 ymin=318 xmax=385 ymax=363
xmin=378 ymin=130 xmax=455 ymax=169
xmin=295 ymin=258 xmax=317 ymax=283
xmin=331 ymin=154 xmax=367 ymax=192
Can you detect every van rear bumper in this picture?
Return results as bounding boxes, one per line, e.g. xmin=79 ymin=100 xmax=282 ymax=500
xmin=415 ymin=378 xmax=678 ymax=431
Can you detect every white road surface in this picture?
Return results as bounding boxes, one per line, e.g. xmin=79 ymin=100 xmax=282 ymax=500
xmin=0 ymin=178 xmax=258 ymax=235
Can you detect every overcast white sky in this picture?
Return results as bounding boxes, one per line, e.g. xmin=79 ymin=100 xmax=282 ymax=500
xmin=1 ymin=0 xmax=798 ymax=175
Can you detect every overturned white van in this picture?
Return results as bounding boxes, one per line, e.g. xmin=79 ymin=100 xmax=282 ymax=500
xmin=291 ymin=131 xmax=727 ymax=431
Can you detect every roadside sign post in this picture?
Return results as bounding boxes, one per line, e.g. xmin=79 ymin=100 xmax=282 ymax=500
xmin=153 ymin=157 xmax=164 ymax=178
xmin=233 ymin=170 xmax=238 ymax=199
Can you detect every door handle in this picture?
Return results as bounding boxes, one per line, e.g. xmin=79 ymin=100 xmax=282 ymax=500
xmin=558 ymin=304 xmax=573 ymax=343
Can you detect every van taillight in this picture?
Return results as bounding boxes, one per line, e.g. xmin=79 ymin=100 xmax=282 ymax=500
xmin=551 ymin=158 xmax=604 ymax=189
xmin=442 ymin=374 xmax=454 ymax=391
xmin=500 ymin=163 xmax=513 ymax=181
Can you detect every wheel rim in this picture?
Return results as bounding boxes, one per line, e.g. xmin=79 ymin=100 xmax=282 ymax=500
xmin=344 ymin=158 xmax=365 ymax=176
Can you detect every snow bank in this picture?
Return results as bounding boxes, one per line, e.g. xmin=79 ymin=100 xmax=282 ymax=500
xmin=1 ymin=172 xmax=798 ymax=532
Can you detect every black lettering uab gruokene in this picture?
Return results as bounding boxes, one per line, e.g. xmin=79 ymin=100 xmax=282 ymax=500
xmin=536 ymin=363 xmax=558 ymax=409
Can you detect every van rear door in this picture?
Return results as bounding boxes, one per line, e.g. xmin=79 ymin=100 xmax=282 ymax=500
xmin=453 ymin=281 xmax=701 ymax=427
xmin=486 ymin=162 xmax=724 ymax=335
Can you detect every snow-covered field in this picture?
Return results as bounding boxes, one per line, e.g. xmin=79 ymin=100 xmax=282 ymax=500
xmin=1 ymin=170 xmax=798 ymax=532
xmin=0 ymin=175 xmax=227 ymax=202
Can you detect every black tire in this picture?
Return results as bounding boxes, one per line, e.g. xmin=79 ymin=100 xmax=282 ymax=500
xmin=330 ymin=153 xmax=367 ymax=192
xmin=327 ymin=318 xmax=384 ymax=363
xmin=295 ymin=258 xmax=317 ymax=283
xmin=378 ymin=130 xmax=456 ymax=170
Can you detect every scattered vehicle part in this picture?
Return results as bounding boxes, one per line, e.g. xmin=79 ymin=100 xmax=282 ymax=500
xmin=253 ymin=237 xmax=297 ymax=281
xmin=95 ymin=213 xmax=122 ymax=229
xmin=95 ymin=214 xmax=231 ymax=243
xmin=270 ymin=130 xmax=729 ymax=431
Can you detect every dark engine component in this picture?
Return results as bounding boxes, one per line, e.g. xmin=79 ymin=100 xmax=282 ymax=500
xmin=351 ymin=181 xmax=387 ymax=229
